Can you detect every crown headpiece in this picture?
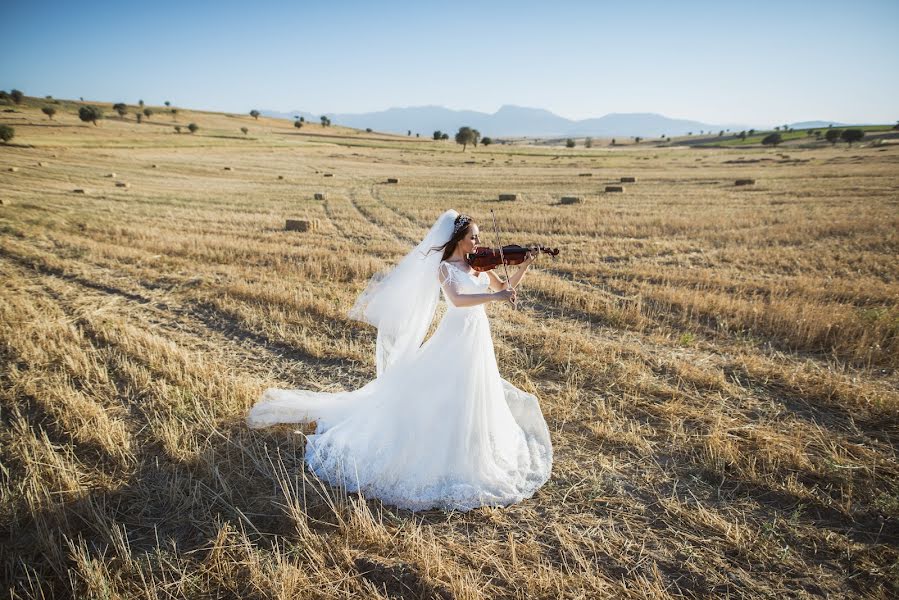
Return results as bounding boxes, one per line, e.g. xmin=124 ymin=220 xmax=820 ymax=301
xmin=453 ymin=214 xmax=472 ymax=236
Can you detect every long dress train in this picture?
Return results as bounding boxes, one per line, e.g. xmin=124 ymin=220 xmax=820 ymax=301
xmin=247 ymin=260 xmax=553 ymax=512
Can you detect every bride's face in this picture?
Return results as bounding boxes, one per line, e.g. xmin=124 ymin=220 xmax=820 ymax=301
xmin=460 ymin=223 xmax=481 ymax=254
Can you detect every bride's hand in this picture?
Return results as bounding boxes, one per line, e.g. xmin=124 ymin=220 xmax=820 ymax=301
xmin=523 ymin=249 xmax=537 ymax=266
xmin=495 ymin=288 xmax=517 ymax=304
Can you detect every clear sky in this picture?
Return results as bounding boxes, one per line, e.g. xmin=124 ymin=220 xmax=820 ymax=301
xmin=4 ymin=0 xmax=898 ymax=126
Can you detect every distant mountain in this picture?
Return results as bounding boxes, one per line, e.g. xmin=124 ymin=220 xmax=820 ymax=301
xmin=788 ymin=120 xmax=848 ymax=129
xmin=260 ymin=105 xmax=747 ymax=138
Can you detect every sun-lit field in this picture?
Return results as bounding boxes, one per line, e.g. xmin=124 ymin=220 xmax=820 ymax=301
xmin=1 ymin=100 xmax=897 ymax=599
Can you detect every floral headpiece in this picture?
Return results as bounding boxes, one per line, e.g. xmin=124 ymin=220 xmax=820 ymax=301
xmin=453 ymin=214 xmax=472 ymax=236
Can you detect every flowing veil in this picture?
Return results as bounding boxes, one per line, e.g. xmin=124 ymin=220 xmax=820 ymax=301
xmin=347 ymin=208 xmax=458 ymax=375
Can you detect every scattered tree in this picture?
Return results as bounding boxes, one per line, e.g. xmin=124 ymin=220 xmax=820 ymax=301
xmin=187 ymin=123 xmax=198 ymax=134
xmin=416 ymin=133 xmax=420 ymax=138
xmin=174 ymin=125 xmax=181 ymax=133
xmin=840 ymin=128 xmax=864 ymax=146
xmin=299 ymin=116 xmax=305 ymax=123
xmin=139 ymin=99 xmax=144 ymax=107
xmin=718 ymin=130 xmax=724 ymax=137
xmin=454 ymin=126 xmax=478 ymax=151
xmin=761 ymin=133 xmax=782 ymax=147
xmin=143 ymin=108 xmax=153 ymax=120
xmin=407 ymin=130 xmax=412 ymax=136
xmin=441 ymin=132 xmax=449 ymax=140
xmin=113 ymin=103 xmax=127 ymax=119
xmin=294 ymin=120 xmax=303 ymax=129
xmin=739 ymin=130 xmax=747 ymax=140
xmin=482 ymin=137 xmax=492 ymax=146
xmin=136 ymin=112 xmax=142 ymax=124
xmin=164 ymin=101 xmax=171 ymax=107
xmin=566 ymin=138 xmax=576 ymax=148
xmin=320 ymin=115 xmax=331 ymax=127
xmin=611 ymin=138 xmax=616 ymax=145
xmin=78 ymin=105 xmax=103 ymax=126
xmin=0 ymin=125 xmax=14 ymax=143
xmin=0 ymin=91 xmax=8 ymax=101
xmin=585 ymin=137 xmax=593 ymax=148
xmin=366 ymin=127 xmax=372 ymax=133
xmin=825 ymin=129 xmax=842 ymax=146
xmin=241 ymin=126 xmax=248 ymax=135
xmin=634 ymin=136 xmax=643 ymax=144
xmin=10 ymin=89 xmax=24 ymax=104
xmin=433 ymin=130 xmax=443 ymax=140
xmin=171 ymin=108 xmax=178 ymax=121
xmin=250 ymin=110 xmax=260 ymax=120
xmin=41 ymin=106 xmax=56 ymax=120
xmin=748 ymin=129 xmax=756 ymax=136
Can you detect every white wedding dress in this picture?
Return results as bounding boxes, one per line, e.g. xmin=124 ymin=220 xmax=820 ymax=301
xmin=247 ymin=234 xmax=553 ymax=512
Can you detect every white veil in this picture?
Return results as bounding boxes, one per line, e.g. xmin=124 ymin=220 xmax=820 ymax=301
xmin=348 ymin=209 xmax=458 ymax=376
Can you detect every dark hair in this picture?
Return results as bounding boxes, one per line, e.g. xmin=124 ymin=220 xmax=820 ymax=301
xmin=430 ymin=214 xmax=474 ymax=261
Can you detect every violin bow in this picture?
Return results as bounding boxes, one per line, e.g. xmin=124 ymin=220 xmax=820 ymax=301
xmin=490 ymin=209 xmax=517 ymax=310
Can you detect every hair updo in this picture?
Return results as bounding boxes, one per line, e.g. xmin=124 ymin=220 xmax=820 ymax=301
xmin=430 ymin=213 xmax=474 ymax=262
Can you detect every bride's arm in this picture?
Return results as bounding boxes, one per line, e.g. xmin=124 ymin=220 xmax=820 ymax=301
xmin=488 ymin=253 xmax=536 ymax=291
xmin=439 ymin=264 xmax=512 ymax=307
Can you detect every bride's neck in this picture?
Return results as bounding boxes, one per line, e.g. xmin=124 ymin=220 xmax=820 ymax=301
xmin=450 ymin=247 xmax=467 ymax=262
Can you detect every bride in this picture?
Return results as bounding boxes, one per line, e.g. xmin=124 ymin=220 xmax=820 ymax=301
xmin=247 ymin=209 xmax=553 ymax=512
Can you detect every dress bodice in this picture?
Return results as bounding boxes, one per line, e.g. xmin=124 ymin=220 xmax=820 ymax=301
xmin=440 ymin=261 xmax=491 ymax=305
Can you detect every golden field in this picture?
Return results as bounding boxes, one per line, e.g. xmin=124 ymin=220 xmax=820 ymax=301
xmin=1 ymin=99 xmax=897 ymax=599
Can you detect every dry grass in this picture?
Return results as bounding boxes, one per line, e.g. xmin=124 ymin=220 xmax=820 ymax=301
xmin=1 ymin=100 xmax=897 ymax=599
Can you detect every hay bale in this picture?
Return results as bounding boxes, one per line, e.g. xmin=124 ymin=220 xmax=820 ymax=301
xmin=277 ymin=175 xmax=284 ymax=180
xmin=605 ymin=186 xmax=624 ymax=193
xmin=286 ymin=219 xmax=320 ymax=232
xmin=115 ymin=182 xmax=130 ymax=188
xmin=498 ymin=194 xmax=518 ymax=201
xmin=105 ymin=173 xmax=116 ymax=178
xmin=560 ymin=196 xmax=583 ymax=205
xmin=223 ymin=167 xmax=233 ymax=171
xmin=464 ymin=161 xmax=477 ymax=164
xmin=314 ymin=193 xmax=325 ymax=200
xmin=37 ymin=161 xmax=48 ymax=167
xmin=323 ymin=173 xmax=333 ymax=177
xmin=0 ymin=199 xmax=6 ymax=205
xmin=150 ymin=164 xmax=158 ymax=168
xmin=8 ymin=167 xmax=18 ymax=172
xmin=386 ymin=178 xmax=399 ymax=184
xmin=735 ymin=179 xmax=756 ymax=186
xmin=72 ymin=188 xmax=88 ymax=194
xmin=620 ymin=176 xmax=636 ymax=183
xmin=578 ymin=173 xmax=593 ymax=177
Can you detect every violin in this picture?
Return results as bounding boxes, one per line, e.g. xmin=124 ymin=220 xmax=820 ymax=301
xmin=466 ymin=244 xmax=560 ymax=272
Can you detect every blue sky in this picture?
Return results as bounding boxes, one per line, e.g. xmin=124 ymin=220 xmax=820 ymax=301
xmin=4 ymin=0 xmax=898 ymax=126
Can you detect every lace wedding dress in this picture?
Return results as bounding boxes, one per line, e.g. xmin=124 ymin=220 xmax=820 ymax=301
xmin=247 ymin=218 xmax=553 ymax=512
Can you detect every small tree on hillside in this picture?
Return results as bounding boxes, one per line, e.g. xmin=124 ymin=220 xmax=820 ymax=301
xmin=241 ymin=126 xmax=249 ymax=135
xmin=455 ymin=126 xmax=477 ymax=151
xmin=585 ymin=137 xmax=593 ymax=148
xmin=143 ymin=108 xmax=153 ymax=120
xmin=840 ymin=129 xmax=864 ymax=146
xmin=320 ymin=115 xmax=331 ymax=127
xmin=433 ymin=130 xmax=443 ymax=140
xmin=566 ymin=138 xmax=576 ymax=148
xmin=748 ymin=129 xmax=755 ymax=136
xmin=78 ymin=105 xmax=103 ymax=126
xmin=139 ymin=99 xmax=144 ymax=107
xmin=294 ymin=119 xmax=303 ymax=129
xmin=441 ymin=132 xmax=449 ymax=140
xmin=174 ymin=125 xmax=181 ymax=133
xmin=250 ymin=110 xmax=260 ymax=120
xmin=761 ymin=133 xmax=782 ymax=147
xmin=738 ymin=131 xmax=747 ymax=140
xmin=136 ymin=112 xmax=142 ymax=123
xmin=42 ymin=106 xmax=56 ymax=120
xmin=482 ymin=137 xmax=492 ymax=146
xmin=825 ymin=129 xmax=842 ymax=146
xmin=113 ymin=103 xmax=127 ymax=119
xmin=0 ymin=125 xmax=14 ymax=143
xmin=171 ymin=108 xmax=178 ymax=121
xmin=164 ymin=101 xmax=171 ymax=107
xmin=187 ymin=123 xmax=198 ymax=134
xmin=634 ymin=136 xmax=643 ymax=144
xmin=10 ymin=89 xmax=24 ymax=104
